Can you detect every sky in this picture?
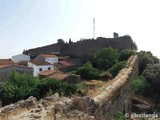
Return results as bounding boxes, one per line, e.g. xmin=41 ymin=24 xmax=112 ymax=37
xmin=0 ymin=0 xmax=160 ymax=58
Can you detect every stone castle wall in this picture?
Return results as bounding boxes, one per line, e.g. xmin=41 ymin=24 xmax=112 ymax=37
xmin=24 ymin=35 xmax=135 ymax=58
xmin=24 ymin=44 xmax=61 ymax=58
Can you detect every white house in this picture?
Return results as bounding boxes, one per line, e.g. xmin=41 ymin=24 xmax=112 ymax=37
xmin=0 ymin=64 xmax=33 ymax=81
xmin=12 ymin=54 xmax=30 ymax=63
xmin=35 ymin=54 xmax=58 ymax=64
xmin=28 ymin=60 xmax=54 ymax=77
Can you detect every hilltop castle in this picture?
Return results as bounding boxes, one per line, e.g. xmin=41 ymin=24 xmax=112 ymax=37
xmin=23 ymin=35 xmax=136 ymax=58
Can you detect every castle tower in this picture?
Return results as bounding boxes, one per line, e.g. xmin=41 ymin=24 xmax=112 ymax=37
xmin=113 ymin=32 xmax=119 ymax=38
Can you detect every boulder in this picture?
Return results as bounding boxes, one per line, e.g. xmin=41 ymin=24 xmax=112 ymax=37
xmin=43 ymin=93 xmax=59 ymax=101
xmin=0 ymin=104 xmax=14 ymax=113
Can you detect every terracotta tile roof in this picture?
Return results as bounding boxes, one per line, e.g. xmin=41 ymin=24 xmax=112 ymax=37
xmin=48 ymin=71 xmax=69 ymax=80
xmin=58 ymin=56 xmax=70 ymax=60
xmin=17 ymin=61 xmax=28 ymax=66
xmin=14 ymin=64 xmax=33 ymax=69
xmin=39 ymin=70 xmax=57 ymax=76
xmin=29 ymin=60 xmax=52 ymax=66
xmin=0 ymin=59 xmax=14 ymax=65
xmin=0 ymin=64 xmax=12 ymax=69
xmin=58 ymin=60 xmax=75 ymax=67
xmin=39 ymin=54 xmax=58 ymax=58
xmin=54 ymin=63 xmax=65 ymax=69
xmin=0 ymin=64 xmax=33 ymax=69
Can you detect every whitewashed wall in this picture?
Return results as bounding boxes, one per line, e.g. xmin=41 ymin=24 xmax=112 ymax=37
xmin=12 ymin=54 xmax=30 ymax=63
xmin=45 ymin=58 xmax=58 ymax=64
xmin=28 ymin=62 xmax=54 ymax=77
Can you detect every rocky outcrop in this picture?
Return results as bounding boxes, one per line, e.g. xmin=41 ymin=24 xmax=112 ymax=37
xmin=52 ymin=97 xmax=96 ymax=120
xmin=0 ymin=93 xmax=60 ymax=120
xmin=0 ymin=96 xmax=37 ymax=114
xmin=0 ymin=96 xmax=37 ymax=120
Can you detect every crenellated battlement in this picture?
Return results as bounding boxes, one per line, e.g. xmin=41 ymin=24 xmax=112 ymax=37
xmin=23 ymin=35 xmax=136 ymax=58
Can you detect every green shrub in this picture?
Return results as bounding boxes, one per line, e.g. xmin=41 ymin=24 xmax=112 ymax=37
xmin=68 ymin=70 xmax=77 ymax=74
xmin=76 ymin=61 xmax=99 ymax=80
xmin=76 ymin=82 xmax=88 ymax=96
xmin=131 ymin=76 xmax=147 ymax=93
xmin=114 ymin=110 xmax=125 ymax=120
xmin=34 ymin=78 xmax=78 ymax=98
xmin=0 ymin=71 xmax=78 ymax=106
xmin=138 ymin=51 xmax=159 ymax=75
xmin=109 ymin=61 xmax=126 ymax=77
xmin=0 ymin=71 xmax=39 ymax=105
xmin=119 ymin=49 xmax=135 ymax=61
xmin=99 ymin=71 xmax=112 ymax=81
xmin=92 ymin=47 xmax=119 ymax=70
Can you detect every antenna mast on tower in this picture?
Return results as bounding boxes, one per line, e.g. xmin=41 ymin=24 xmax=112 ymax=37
xmin=93 ymin=18 xmax=95 ymax=39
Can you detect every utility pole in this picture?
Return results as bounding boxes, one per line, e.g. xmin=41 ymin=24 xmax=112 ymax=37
xmin=93 ymin=18 xmax=95 ymax=39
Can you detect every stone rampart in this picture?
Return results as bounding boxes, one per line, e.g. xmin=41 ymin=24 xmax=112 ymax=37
xmin=24 ymin=36 xmax=136 ymax=58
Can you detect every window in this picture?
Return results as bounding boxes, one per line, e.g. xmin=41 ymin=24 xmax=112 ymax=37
xmin=48 ymin=67 xmax=51 ymax=70
xmin=39 ymin=68 xmax=42 ymax=71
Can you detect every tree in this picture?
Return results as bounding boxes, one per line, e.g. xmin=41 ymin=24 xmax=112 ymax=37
xmin=57 ymin=39 xmax=65 ymax=44
xmin=142 ymin=64 xmax=160 ymax=89
xmin=136 ymin=51 xmax=160 ymax=103
xmin=109 ymin=61 xmax=127 ymax=77
xmin=131 ymin=76 xmax=147 ymax=93
xmin=76 ymin=61 xmax=99 ymax=80
xmin=37 ymin=78 xmax=77 ymax=97
xmin=0 ymin=71 xmax=39 ymax=105
xmin=138 ymin=51 xmax=159 ymax=75
xmin=69 ymin=38 xmax=73 ymax=44
xmin=92 ymin=47 xmax=119 ymax=70
xmin=119 ymin=49 xmax=135 ymax=61
xmin=0 ymin=71 xmax=78 ymax=106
